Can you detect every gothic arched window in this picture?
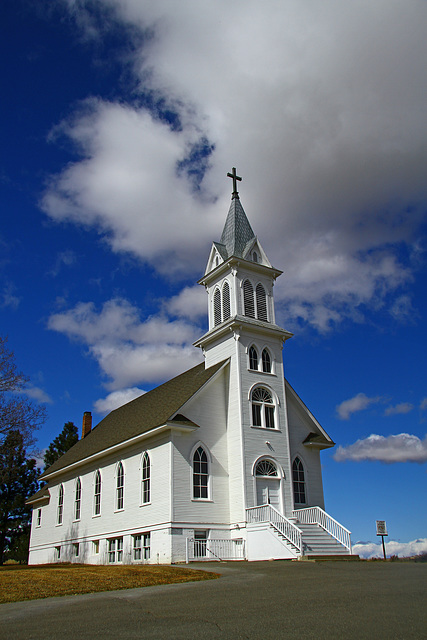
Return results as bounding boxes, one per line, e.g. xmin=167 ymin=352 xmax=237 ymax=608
xmin=256 ymin=284 xmax=268 ymax=322
xmin=251 ymin=387 xmax=275 ymax=429
xmin=116 ymin=462 xmax=124 ymax=510
xmin=193 ymin=446 xmax=209 ymax=499
xmin=213 ymin=288 xmax=221 ymax=326
xmin=249 ymin=345 xmax=258 ymax=370
xmin=293 ymin=457 xmax=306 ymax=504
xmin=222 ymin=281 xmax=231 ymax=321
xmin=142 ymin=452 xmax=150 ymax=504
xmin=262 ymin=348 xmax=271 ymax=373
xmin=57 ymin=484 xmax=64 ymax=525
xmin=94 ymin=470 xmax=101 ymax=515
xmin=74 ymin=477 xmax=81 ymax=521
xmin=243 ymin=279 xmax=255 ymax=318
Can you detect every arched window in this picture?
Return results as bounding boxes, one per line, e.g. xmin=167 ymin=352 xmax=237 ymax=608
xmin=249 ymin=346 xmax=258 ymax=370
xmin=222 ymin=281 xmax=231 ymax=321
xmin=262 ymin=348 xmax=271 ymax=373
xmin=193 ymin=446 xmax=209 ymax=499
xmin=116 ymin=462 xmax=124 ymax=510
xmin=74 ymin=478 xmax=81 ymax=521
xmin=256 ymin=284 xmax=268 ymax=321
xmin=213 ymin=288 xmax=221 ymax=326
xmin=142 ymin=452 xmax=150 ymax=504
xmin=57 ymin=484 xmax=64 ymax=525
xmin=253 ymin=251 xmax=258 ymax=263
xmin=293 ymin=457 xmax=306 ymax=504
xmin=251 ymin=387 xmax=275 ymax=429
xmin=243 ymin=279 xmax=255 ymax=318
xmin=94 ymin=470 xmax=101 ymax=515
xmin=255 ymin=459 xmax=278 ymax=477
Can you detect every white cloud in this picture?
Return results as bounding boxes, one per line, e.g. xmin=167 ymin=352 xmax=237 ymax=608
xmin=336 ymin=393 xmax=382 ymax=420
xmin=49 ymin=250 xmax=77 ymax=277
xmin=420 ymin=398 xmax=427 ymax=412
xmin=353 ymin=538 xmax=427 ymax=559
xmin=384 ymin=402 xmax=414 ymax=416
xmin=166 ymin=285 xmax=206 ymax=320
xmin=48 ymin=297 xmax=204 ymax=389
xmin=334 ymin=433 xmax=427 ymax=463
xmin=94 ymin=387 xmax=145 ymax=415
xmin=42 ymin=0 xmax=427 ymax=330
xmin=1 ymin=283 xmax=20 ymax=310
xmin=20 ymin=386 xmax=53 ymax=404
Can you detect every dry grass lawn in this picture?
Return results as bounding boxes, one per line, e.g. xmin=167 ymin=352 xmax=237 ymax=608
xmin=0 ymin=563 xmax=219 ymax=604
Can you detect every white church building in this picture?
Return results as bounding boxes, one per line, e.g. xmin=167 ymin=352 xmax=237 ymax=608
xmin=28 ymin=169 xmax=352 ymax=564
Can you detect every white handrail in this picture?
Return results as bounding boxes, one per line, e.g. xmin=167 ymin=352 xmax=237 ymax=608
xmin=246 ymin=504 xmax=303 ymax=553
xmin=292 ymin=506 xmax=352 ymax=552
xmin=185 ymin=538 xmax=245 ymax=562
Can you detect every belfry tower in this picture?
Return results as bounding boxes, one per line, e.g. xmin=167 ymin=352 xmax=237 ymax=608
xmin=195 ymin=168 xmax=295 ymax=521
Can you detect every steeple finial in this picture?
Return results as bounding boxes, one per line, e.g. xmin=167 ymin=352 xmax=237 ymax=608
xmin=227 ymin=167 xmax=242 ymax=199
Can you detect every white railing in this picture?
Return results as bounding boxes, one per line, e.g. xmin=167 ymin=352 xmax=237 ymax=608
xmin=292 ymin=506 xmax=352 ymax=552
xmin=185 ymin=538 xmax=245 ymax=562
xmin=246 ymin=504 xmax=303 ymax=553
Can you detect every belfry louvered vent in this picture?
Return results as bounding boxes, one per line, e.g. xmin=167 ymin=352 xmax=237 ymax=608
xmin=243 ymin=280 xmax=255 ymax=318
xmin=214 ymin=289 xmax=221 ymax=326
xmin=222 ymin=281 xmax=231 ymax=321
xmin=256 ymin=284 xmax=268 ymax=321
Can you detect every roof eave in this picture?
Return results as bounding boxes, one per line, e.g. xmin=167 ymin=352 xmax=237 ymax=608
xmin=40 ymin=422 xmax=199 ymax=482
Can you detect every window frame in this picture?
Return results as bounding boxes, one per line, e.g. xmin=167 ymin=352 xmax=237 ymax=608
xmin=141 ymin=452 xmax=150 ymax=505
xmin=256 ymin=283 xmax=268 ymax=321
xmin=93 ymin=470 xmax=101 ymax=516
xmin=192 ymin=445 xmax=210 ymax=500
xmin=251 ymin=386 xmax=276 ymax=429
xmin=248 ymin=345 xmax=259 ymax=370
xmin=74 ymin=477 xmax=82 ymax=521
xmin=261 ymin=348 xmax=272 ymax=373
xmin=57 ymin=484 xmax=64 ymax=525
xmin=222 ymin=280 xmax=231 ymax=321
xmin=213 ymin=287 xmax=222 ymax=326
xmin=133 ymin=532 xmax=150 ymax=561
xmin=108 ymin=536 xmax=123 ymax=563
xmin=116 ymin=462 xmax=124 ymax=511
xmin=292 ymin=456 xmax=307 ymax=505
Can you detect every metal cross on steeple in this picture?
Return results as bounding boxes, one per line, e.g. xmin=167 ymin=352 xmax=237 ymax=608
xmin=227 ymin=167 xmax=242 ymax=199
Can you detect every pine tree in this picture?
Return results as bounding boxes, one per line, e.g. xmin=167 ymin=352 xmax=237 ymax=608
xmin=0 ymin=430 xmax=40 ymax=564
xmin=43 ymin=422 xmax=79 ymax=470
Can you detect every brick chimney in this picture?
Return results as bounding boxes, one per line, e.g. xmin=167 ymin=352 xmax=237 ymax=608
xmin=82 ymin=411 xmax=92 ymax=439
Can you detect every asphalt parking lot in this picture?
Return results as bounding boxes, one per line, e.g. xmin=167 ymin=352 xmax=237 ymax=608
xmin=0 ymin=560 xmax=425 ymax=640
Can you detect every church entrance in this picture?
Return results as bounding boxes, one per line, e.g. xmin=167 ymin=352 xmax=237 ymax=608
xmin=254 ymin=459 xmax=282 ymax=513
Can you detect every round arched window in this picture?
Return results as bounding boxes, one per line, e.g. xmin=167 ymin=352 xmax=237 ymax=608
xmin=251 ymin=387 xmax=275 ymax=429
xmin=255 ymin=459 xmax=278 ymax=476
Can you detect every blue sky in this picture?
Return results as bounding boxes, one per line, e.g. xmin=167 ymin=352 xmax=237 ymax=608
xmin=1 ymin=0 xmax=426 ymax=558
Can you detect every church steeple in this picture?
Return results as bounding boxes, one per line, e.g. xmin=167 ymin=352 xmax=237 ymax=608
xmin=196 ymin=167 xmax=292 ymax=361
xmin=220 ymin=196 xmax=255 ymax=260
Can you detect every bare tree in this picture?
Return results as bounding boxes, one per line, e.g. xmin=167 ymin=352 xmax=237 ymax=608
xmin=0 ymin=337 xmax=47 ymax=446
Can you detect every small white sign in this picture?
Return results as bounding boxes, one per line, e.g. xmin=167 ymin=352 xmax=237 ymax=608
xmin=376 ymin=520 xmax=388 ymax=536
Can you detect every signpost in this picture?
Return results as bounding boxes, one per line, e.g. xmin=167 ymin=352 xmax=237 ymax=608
xmin=376 ymin=520 xmax=388 ymax=560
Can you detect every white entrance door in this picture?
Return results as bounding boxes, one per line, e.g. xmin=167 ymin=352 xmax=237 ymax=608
xmin=256 ymin=478 xmax=281 ymax=512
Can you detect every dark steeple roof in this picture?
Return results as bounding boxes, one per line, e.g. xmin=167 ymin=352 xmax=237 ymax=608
xmin=220 ymin=196 xmax=255 ymax=259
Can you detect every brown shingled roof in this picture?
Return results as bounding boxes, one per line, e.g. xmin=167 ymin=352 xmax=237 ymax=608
xmin=41 ymin=360 xmax=227 ymax=479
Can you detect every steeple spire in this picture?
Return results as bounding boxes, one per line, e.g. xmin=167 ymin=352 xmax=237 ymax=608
xmin=220 ymin=167 xmax=255 ymax=259
xmin=220 ymin=197 xmax=255 ymax=259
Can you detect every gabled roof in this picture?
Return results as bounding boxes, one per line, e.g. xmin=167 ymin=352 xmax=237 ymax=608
xmin=285 ymin=380 xmax=335 ymax=449
xmin=41 ymin=360 xmax=226 ymax=479
xmin=220 ymin=197 xmax=255 ymax=259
